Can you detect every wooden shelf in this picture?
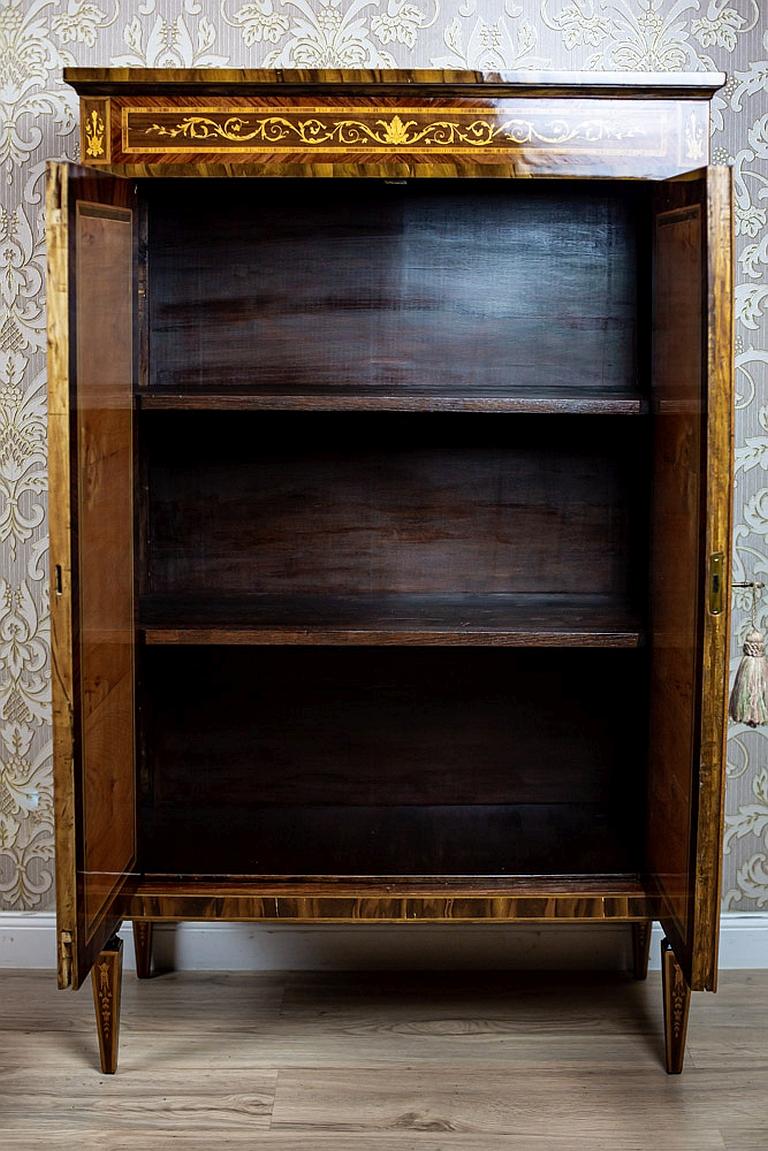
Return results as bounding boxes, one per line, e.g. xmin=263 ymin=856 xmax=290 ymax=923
xmin=139 ymin=593 xmax=643 ymax=647
xmin=138 ymin=385 xmax=646 ymax=415
xmin=129 ymin=874 xmax=648 ymax=898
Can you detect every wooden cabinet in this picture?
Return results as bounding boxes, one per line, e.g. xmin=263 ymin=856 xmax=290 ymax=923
xmin=47 ymin=68 xmax=733 ymax=1075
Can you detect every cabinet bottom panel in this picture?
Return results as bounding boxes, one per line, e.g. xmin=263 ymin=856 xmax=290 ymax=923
xmin=121 ymin=873 xmax=653 ymax=923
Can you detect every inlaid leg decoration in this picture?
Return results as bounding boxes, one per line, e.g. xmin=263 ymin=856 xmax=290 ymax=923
xmin=133 ymin=920 xmax=153 ymax=979
xmin=660 ymin=937 xmax=691 ymax=1074
xmin=91 ymin=933 xmax=123 ymax=1074
xmin=631 ymin=921 xmax=652 ymax=981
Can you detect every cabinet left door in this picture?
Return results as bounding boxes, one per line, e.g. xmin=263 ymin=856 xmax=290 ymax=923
xmin=47 ymin=162 xmax=137 ymax=989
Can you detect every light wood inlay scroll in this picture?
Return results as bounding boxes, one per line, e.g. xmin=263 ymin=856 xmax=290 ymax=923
xmin=112 ymin=97 xmax=700 ymax=178
xmin=124 ymin=101 xmax=666 ymax=155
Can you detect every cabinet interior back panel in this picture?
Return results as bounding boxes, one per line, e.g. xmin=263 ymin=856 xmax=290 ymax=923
xmin=140 ymin=647 xmax=646 ymax=877
xmin=144 ymin=412 xmax=647 ymax=599
xmin=146 ymin=180 xmax=642 ymax=395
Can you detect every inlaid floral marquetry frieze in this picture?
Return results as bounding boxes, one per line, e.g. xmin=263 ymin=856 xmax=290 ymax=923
xmin=110 ymin=98 xmax=709 ymax=176
xmin=140 ymin=109 xmax=643 ymax=150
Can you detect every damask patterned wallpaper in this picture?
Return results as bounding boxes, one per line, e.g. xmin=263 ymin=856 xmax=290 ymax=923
xmin=0 ymin=0 xmax=767 ymax=912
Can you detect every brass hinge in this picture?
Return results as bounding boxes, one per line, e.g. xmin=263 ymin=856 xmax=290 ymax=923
xmin=58 ymin=930 xmax=73 ymax=988
xmin=709 ymin=552 xmax=724 ymax=615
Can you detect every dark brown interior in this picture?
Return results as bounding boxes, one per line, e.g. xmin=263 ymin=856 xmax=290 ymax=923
xmin=145 ymin=179 xmax=645 ymax=401
xmin=136 ymin=176 xmax=652 ymax=882
xmin=142 ymin=412 xmax=647 ymax=600
xmin=139 ymin=647 xmax=646 ymax=876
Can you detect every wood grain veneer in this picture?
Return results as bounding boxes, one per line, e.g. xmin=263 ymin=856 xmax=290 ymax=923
xmin=47 ymin=163 xmax=138 ymax=992
xmin=122 ymin=874 xmax=653 ymax=924
xmin=75 ymin=199 xmax=136 ymax=940
xmin=138 ymin=386 xmax=647 ymax=414
xmin=64 ymin=68 xmax=727 ymax=98
xmin=646 ymin=170 xmax=733 ymax=993
xmin=695 ymin=167 xmax=734 ymax=993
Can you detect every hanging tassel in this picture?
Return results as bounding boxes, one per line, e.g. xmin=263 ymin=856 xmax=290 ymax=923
xmin=729 ymin=583 xmax=768 ymax=728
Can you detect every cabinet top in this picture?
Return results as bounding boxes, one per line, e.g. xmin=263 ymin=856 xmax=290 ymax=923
xmin=64 ymin=67 xmax=726 ymax=101
xmin=65 ymin=67 xmax=726 ymax=179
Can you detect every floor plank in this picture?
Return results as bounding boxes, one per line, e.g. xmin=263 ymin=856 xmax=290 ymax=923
xmin=0 ymin=968 xmax=765 ymax=1150
xmin=0 ymin=1139 xmax=727 ymax=1151
xmin=722 ymin=1133 xmax=768 ymax=1150
xmin=1 ymin=1071 xmax=277 ymax=1132
xmin=270 ymin=1064 xmax=765 ymax=1137
xmin=0 ymin=970 xmax=286 ymax=1032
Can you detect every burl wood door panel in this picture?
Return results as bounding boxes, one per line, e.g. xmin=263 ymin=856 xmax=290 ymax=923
xmin=648 ymin=167 xmax=733 ymax=991
xmin=47 ymin=162 xmax=137 ymax=989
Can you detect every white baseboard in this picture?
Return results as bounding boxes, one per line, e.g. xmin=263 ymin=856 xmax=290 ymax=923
xmin=1 ymin=913 xmax=767 ymax=972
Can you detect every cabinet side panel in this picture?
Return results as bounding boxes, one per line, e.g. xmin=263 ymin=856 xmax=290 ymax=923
xmin=75 ymin=202 xmax=136 ymax=942
xmin=648 ymin=199 xmax=704 ymax=975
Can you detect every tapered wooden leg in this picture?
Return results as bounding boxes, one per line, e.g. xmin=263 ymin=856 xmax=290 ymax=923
xmin=132 ymin=920 xmax=153 ymax=979
xmin=91 ymin=934 xmax=123 ymax=1074
xmin=631 ymin=921 xmax=652 ymax=980
xmin=661 ymin=937 xmax=691 ymax=1074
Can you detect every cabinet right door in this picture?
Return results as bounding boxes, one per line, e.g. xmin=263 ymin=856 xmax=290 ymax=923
xmin=648 ymin=167 xmax=733 ymax=991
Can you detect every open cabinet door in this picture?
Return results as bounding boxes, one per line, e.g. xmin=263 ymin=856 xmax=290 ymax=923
xmin=648 ymin=167 xmax=733 ymax=992
xmin=47 ymin=162 xmax=137 ymax=989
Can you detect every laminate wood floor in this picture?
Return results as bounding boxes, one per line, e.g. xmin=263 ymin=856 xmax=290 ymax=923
xmin=0 ymin=968 xmax=766 ymax=1150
